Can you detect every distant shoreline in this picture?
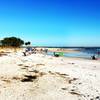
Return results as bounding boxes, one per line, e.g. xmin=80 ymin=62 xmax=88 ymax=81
xmin=21 ymin=46 xmax=100 ymax=48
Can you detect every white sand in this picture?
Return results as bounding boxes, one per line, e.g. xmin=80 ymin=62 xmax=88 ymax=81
xmin=0 ymin=52 xmax=100 ymax=100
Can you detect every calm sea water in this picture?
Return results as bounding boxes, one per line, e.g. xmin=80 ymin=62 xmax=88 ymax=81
xmin=47 ymin=47 xmax=100 ymax=59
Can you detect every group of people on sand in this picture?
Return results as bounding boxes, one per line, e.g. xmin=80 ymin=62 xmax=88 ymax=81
xmin=23 ymin=47 xmax=48 ymax=56
xmin=23 ymin=47 xmax=35 ymax=56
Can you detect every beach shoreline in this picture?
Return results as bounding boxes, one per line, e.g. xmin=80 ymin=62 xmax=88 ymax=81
xmin=0 ymin=50 xmax=100 ymax=100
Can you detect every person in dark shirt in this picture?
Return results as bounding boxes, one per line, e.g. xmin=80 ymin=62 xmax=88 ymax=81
xmin=91 ymin=55 xmax=96 ymax=60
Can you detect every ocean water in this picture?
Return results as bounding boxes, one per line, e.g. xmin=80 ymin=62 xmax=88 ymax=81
xmin=47 ymin=47 xmax=100 ymax=59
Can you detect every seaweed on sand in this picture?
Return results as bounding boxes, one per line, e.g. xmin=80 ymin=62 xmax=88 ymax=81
xmin=69 ymin=91 xmax=81 ymax=96
xmin=21 ymin=75 xmax=37 ymax=82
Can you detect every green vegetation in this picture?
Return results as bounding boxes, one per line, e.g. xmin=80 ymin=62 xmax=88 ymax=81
xmin=25 ymin=41 xmax=31 ymax=46
xmin=0 ymin=37 xmax=24 ymax=47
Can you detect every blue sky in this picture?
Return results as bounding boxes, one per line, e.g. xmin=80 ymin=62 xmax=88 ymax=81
xmin=0 ymin=0 xmax=99 ymax=46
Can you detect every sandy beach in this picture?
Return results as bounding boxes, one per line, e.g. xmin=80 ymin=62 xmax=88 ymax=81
xmin=0 ymin=49 xmax=100 ymax=100
xmin=0 ymin=0 xmax=99 ymax=99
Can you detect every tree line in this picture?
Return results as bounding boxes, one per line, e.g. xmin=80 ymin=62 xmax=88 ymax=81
xmin=0 ymin=37 xmax=31 ymax=47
